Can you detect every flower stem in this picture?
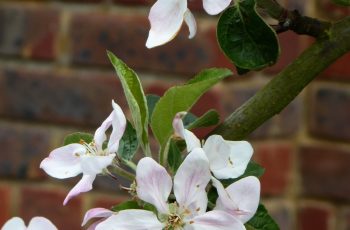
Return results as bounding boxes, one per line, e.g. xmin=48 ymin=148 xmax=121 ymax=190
xmin=108 ymin=166 xmax=135 ymax=181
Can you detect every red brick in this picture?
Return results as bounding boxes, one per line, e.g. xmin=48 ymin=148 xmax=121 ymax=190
xmin=308 ymin=84 xmax=350 ymax=141
xmin=0 ymin=186 xmax=11 ymax=226
xmin=0 ymin=4 xmax=59 ymax=60
xmin=253 ymin=143 xmax=293 ymax=196
xmin=20 ymin=186 xmax=83 ymax=230
xmin=297 ymin=204 xmax=334 ymax=230
xmin=0 ymin=68 xmax=126 ymax=127
xmin=265 ymin=202 xmax=293 ymax=230
xmin=68 ymin=12 xmax=231 ymax=75
xmin=265 ymin=31 xmax=304 ymax=74
xmin=322 ymin=52 xmax=350 ymax=80
xmin=314 ymin=0 xmax=350 ymax=21
xmin=221 ymin=84 xmax=301 ymax=139
xmin=92 ymin=196 xmax=127 ymax=210
xmin=299 ymin=145 xmax=350 ymax=201
xmin=0 ymin=123 xmax=51 ymax=178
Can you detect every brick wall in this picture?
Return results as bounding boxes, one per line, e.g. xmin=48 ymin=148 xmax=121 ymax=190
xmin=0 ymin=0 xmax=349 ymax=229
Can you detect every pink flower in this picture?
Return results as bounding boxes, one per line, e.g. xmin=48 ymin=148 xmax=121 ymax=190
xmin=40 ymin=101 xmax=126 ymax=205
xmin=93 ymin=149 xmax=245 ymax=229
xmin=173 ymin=112 xmax=253 ymax=179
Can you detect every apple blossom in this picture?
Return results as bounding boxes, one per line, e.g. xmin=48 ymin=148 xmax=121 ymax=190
xmin=212 ymin=176 xmax=260 ymax=223
xmin=173 ymin=112 xmax=253 ymax=179
xmin=146 ymin=0 xmax=233 ymax=48
xmin=92 ymin=148 xmax=245 ymax=230
xmin=40 ymin=100 xmax=126 ymax=205
xmin=1 ymin=217 xmax=57 ymax=230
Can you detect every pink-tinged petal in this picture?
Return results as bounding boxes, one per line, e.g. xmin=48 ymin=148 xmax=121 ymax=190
xmin=107 ymin=101 xmax=126 ymax=153
xmin=204 ymin=135 xmax=253 ymax=179
xmin=82 ymin=208 xmax=114 ymax=226
xmin=183 ymin=9 xmax=197 ymax=39
xmin=203 ymin=0 xmax=232 ymax=15
xmin=1 ymin=217 xmax=26 ymax=230
xmin=174 ymin=148 xmax=210 ymax=214
xmin=173 ymin=112 xmax=201 ymax=152
xmin=136 ymin=157 xmax=172 ymax=214
xmin=95 ymin=210 xmax=164 ymax=230
xmin=225 ymin=176 xmax=260 ymax=223
xmin=94 ymin=113 xmax=113 ymax=151
xmin=146 ymin=0 xmax=187 ymax=48
xmin=188 ymin=210 xmax=245 ymax=230
xmin=86 ymin=219 xmax=105 ymax=230
xmin=203 ymin=135 xmax=231 ymax=172
xmin=80 ymin=154 xmax=115 ymax=175
xmin=40 ymin=144 xmax=85 ymax=179
xmin=211 ymin=177 xmax=237 ymax=211
xmin=27 ymin=217 xmax=57 ymax=230
xmin=63 ymin=174 xmax=96 ymax=205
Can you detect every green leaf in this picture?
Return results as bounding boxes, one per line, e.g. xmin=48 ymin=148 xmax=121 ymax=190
xmin=63 ymin=132 xmax=93 ymax=145
xmin=217 ymin=0 xmax=280 ymax=70
xmin=111 ymin=200 xmax=141 ymax=211
xmin=146 ymin=94 xmax=160 ymax=122
xmin=107 ymin=51 xmax=150 ymax=155
xmin=332 ymin=0 xmax=350 ymax=6
xmin=186 ymin=109 xmax=220 ymax=130
xmin=151 ymin=68 xmax=232 ymax=148
xmin=118 ymin=121 xmax=138 ymax=161
xmin=182 ymin=112 xmax=197 ymax=127
xmin=167 ymin=139 xmax=183 ymax=174
xmin=245 ymin=204 xmax=280 ymax=230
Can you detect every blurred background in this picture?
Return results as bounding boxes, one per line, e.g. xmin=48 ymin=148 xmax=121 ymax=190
xmin=0 ymin=0 xmax=349 ymax=229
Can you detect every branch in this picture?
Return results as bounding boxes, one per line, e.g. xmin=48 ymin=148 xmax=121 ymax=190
xmin=211 ymin=16 xmax=350 ymax=140
xmin=257 ymin=0 xmax=331 ymax=37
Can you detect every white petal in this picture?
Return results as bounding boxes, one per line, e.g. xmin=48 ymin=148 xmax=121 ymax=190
xmin=82 ymin=208 xmax=114 ymax=226
xmin=94 ymin=113 xmax=113 ymax=151
xmin=204 ymin=135 xmax=253 ymax=179
xmin=188 ymin=210 xmax=245 ymax=230
xmin=224 ymin=176 xmax=261 ymax=223
xmin=80 ymin=154 xmax=115 ymax=175
xmin=107 ymin=101 xmax=127 ymax=153
xmin=173 ymin=112 xmax=201 ymax=152
xmin=40 ymin=144 xmax=85 ymax=179
xmin=203 ymin=135 xmax=231 ymax=172
xmin=183 ymin=9 xmax=197 ymax=39
xmin=211 ymin=177 xmax=237 ymax=211
xmin=203 ymin=0 xmax=232 ymax=15
xmin=136 ymin=157 xmax=171 ymax=214
xmin=1 ymin=217 xmax=26 ymax=230
xmin=95 ymin=210 xmax=164 ymax=230
xmin=63 ymin=174 xmax=96 ymax=205
xmin=146 ymin=0 xmax=187 ymax=48
xmin=174 ymin=148 xmax=210 ymax=214
xmin=27 ymin=217 xmax=57 ymax=230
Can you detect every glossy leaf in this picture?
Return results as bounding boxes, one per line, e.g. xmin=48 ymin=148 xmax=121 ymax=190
xmin=107 ymin=51 xmax=150 ymax=154
xmin=151 ymin=68 xmax=232 ymax=147
xmin=186 ymin=109 xmax=220 ymax=130
xmin=245 ymin=204 xmax=280 ymax=230
xmin=217 ymin=0 xmax=280 ymax=70
xmin=63 ymin=132 xmax=93 ymax=145
xmin=118 ymin=121 xmax=138 ymax=161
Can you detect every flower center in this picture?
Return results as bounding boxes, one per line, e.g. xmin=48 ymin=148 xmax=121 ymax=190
xmin=163 ymin=202 xmax=185 ymax=230
xmin=79 ymin=140 xmax=106 ymax=156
